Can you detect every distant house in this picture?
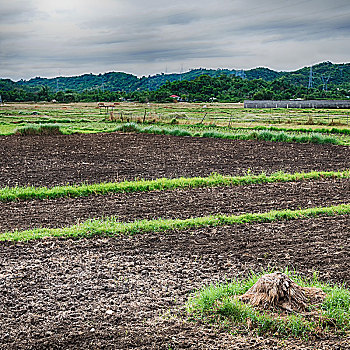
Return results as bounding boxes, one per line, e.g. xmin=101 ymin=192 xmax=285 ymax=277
xmin=170 ymin=94 xmax=180 ymax=101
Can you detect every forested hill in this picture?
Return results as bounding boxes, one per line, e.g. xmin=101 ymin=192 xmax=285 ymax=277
xmin=2 ymin=61 xmax=349 ymax=94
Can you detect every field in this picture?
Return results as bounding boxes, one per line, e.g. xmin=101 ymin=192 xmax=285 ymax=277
xmin=0 ymin=103 xmax=350 ymax=349
xmin=1 ymin=101 xmax=350 ymax=135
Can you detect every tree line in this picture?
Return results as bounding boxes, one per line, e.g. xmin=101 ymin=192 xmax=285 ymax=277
xmin=1 ymin=63 xmax=349 ymax=103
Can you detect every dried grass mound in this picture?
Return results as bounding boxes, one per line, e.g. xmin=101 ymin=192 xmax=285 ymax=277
xmin=238 ymin=272 xmax=326 ymax=313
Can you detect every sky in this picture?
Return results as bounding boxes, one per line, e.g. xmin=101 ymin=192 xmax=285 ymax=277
xmin=0 ymin=0 xmax=349 ymax=81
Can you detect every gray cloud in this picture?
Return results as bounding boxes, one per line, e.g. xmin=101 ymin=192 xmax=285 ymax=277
xmin=0 ymin=1 xmax=38 ymax=24
xmin=0 ymin=0 xmax=349 ymax=80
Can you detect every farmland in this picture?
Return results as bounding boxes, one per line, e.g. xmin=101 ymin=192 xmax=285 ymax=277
xmin=1 ymin=101 xmax=350 ymax=131
xmin=0 ymin=102 xmax=350 ymax=349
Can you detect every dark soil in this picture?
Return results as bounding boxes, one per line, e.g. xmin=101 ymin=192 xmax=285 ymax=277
xmin=1 ymin=178 xmax=349 ymax=232
xmin=1 ymin=133 xmax=349 ymax=187
xmin=0 ymin=216 xmax=349 ymax=349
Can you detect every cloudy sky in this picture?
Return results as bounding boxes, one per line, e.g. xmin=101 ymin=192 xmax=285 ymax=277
xmin=0 ymin=0 xmax=349 ymax=80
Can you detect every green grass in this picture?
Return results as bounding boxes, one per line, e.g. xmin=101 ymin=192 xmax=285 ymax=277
xmin=114 ymin=122 xmax=341 ymax=145
xmin=236 ymin=125 xmax=350 ymax=136
xmin=1 ymin=170 xmax=349 ymax=202
xmin=1 ymin=203 xmax=349 ymax=242
xmin=4 ymin=120 xmax=345 ymax=144
xmin=187 ymin=270 xmax=350 ymax=338
xmin=1 ymin=102 xmax=349 ymax=144
xmin=1 ymin=104 xmax=349 ymax=147
xmin=0 ymin=124 xmax=16 ymax=135
xmin=15 ymin=123 xmax=63 ymax=135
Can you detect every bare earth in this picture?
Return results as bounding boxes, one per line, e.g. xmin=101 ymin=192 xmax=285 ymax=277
xmin=1 ymin=133 xmax=350 ymax=187
xmin=0 ymin=216 xmax=349 ymax=349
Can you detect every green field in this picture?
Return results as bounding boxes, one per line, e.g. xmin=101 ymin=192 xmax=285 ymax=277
xmin=1 ymin=102 xmax=350 ymax=145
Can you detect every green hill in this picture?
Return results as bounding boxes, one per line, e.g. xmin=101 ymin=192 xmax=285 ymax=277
xmin=1 ymin=62 xmax=349 ymax=102
xmin=2 ymin=61 xmax=349 ymax=94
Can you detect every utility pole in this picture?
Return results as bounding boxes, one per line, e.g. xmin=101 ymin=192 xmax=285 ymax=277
xmin=321 ymin=74 xmax=331 ymax=91
xmin=308 ymin=66 xmax=313 ymax=89
xmin=235 ymin=70 xmax=246 ymax=79
xmin=56 ymin=69 xmax=61 ymax=93
xmin=101 ymin=76 xmax=105 ymax=93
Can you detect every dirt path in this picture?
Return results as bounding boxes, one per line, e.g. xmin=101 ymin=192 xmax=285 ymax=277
xmin=0 ymin=216 xmax=349 ymax=349
xmin=1 ymin=133 xmax=349 ymax=187
xmin=1 ymin=178 xmax=349 ymax=233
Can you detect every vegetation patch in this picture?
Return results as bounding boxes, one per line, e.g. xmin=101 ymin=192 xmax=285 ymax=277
xmin=0 ymin=170 xmax=349 ymax=202
xmin=187 ymin=270 xmax=350 ymax=339
xmin=114 ymin=122 xmax=340 ymax=145
xmin=236 ymin=125 xmax=350 ymax=136
xmin=1 ymin=204 xmax=349 ymax=242
xmin=15 ymin=123 xmax=63 ymax=136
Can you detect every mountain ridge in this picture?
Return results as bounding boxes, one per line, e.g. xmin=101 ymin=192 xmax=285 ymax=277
xmin=1 ymin=61 xmax=349 ymax=93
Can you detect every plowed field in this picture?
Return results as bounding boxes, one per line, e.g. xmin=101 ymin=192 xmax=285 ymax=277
xmin=0 ymin=217 xmax=349 ymax=349
xmin=1 ymin=178 xmax=349 ymax=232
xmin=1 ymin=132 xmax=349 ymax=349
xmin=1 ymin=133 xmax=349 ymax=187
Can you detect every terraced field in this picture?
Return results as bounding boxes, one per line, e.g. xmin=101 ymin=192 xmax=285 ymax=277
xmin=0 ymin=131 xmax=349 ymax=349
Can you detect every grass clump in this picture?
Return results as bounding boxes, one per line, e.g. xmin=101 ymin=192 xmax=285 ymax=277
xmin=187 ymin=271 xmax=350 ymax=338
xmin=202 ymin=131 xmax=231 ymax=139
xmin=251 ymin=130 xmax=339 ymax=145
xmin=15 ymin=123 xmax=62 ymax=136
xmin=115 ymin=122 xmax=141 ymax=133
xmin=167 ymin=128 xmax=192 ymax=137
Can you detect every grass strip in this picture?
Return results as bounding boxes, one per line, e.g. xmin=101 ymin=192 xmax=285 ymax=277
xmin=170 ymin=122 xmax=350 ymax=136
xmin=1 ymin=203 xmax=349 ymax=242
xmin=114 ymin=122 xmax=341 ymax=145
xmin=187 ymin=269 xmax=350 ymax=338
xmin=235 ymin=125 xmax=350 ymax=136
xmin=1 ymin=170 xmax=349 ymax=202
